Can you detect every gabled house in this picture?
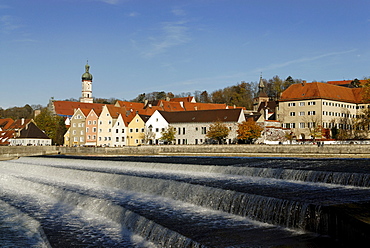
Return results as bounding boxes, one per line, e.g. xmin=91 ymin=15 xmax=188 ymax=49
xmin=1 ymin=119 xmax=51 ymax=146
xmin=97 ymin=105 xmax=131 ymax=147
xmin=146 ymin=109 xmax=246 ymax=145
xmin=144 ymin=110 xmax=169 ymax=145
xmin=85 ymin=108 xmax=101 ymax=146
xmin=126 ymin=114 xmax=149 ymax=146
xmin=66 ymin=108 xmax=90 ymax=146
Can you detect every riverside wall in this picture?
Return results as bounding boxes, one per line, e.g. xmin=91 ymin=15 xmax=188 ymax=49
xmin=0 ymin=146 xmax=59 ymax=160
xmin=1 ymin=144 xmax=370 ymax=159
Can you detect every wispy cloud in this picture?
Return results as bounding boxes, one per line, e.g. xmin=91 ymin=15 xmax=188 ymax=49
xmin=0 ymin=15 xmax=21 ymax=32
xmin=255 ymin=49 xmax=357 ymax=72
xmin=172 ymin=7 xmax=186 ymax=17
xmin=127 ymin=11 xmax=139 ymax=17
xmin=98 ymin=0 xmax=122 ymax=5
xmin=141 ymin=20 xmax=191 ymax=58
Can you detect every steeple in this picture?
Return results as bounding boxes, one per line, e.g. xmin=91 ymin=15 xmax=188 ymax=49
xmin=80 ymin=62 xmax=93 ymax=103
xmin=257 ymin=75 xmax=266 ymax=96
xmin=253 ymin=75 xmax=269 ymax=112
xmin=81 ymin=61 xmax=93 ymax=81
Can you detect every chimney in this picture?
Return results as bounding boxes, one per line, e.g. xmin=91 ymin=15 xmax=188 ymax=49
xmin=302 ymin=80 xmax=306 ymax=86
xmin=21 ymin=118 xmax=25 ymax=125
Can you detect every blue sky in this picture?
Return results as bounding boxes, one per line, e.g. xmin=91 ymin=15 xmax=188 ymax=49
xmin=1 ymin=0 xmax=369 ymax=108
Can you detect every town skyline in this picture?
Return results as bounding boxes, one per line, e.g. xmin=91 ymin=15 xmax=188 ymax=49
xmin=1 ymin=0 xmax=369 ymax=108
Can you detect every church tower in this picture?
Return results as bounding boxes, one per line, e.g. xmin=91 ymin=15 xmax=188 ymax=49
xmin=80 ymin=62 xmax=93 ymax=103
xmin=253 ymin=76 xmax=269 ymax=112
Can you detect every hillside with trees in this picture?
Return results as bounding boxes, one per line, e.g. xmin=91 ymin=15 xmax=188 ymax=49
xmin=130 ymin=75 xmax=302 ymax=109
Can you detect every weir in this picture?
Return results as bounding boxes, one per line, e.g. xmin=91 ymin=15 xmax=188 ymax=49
xmin=1 ymin=156 xmax=370 ymax=247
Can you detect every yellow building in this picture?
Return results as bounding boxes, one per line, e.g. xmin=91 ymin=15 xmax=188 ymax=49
xmin=127 ymin=114 xmax=148 ymax=146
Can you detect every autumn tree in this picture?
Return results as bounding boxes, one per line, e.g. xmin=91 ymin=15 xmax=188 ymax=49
xmin=159 ymin=126 xmax=176 ymax=144
xmin=355 ymin=79 xmax=370 ymax=137
xmin=34 ymin=108 xmax=67 ymax=145
xmin=237 ymin=119 xmax=263 ymax=144
xmin=205 ymin=121 xmax=230 ymax=144
xmin=139 ymin=128 xmax=155 ymax=145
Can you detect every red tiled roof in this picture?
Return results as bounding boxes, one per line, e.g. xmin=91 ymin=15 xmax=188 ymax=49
xmin=0 ymin=118 xmax=14 ymax=130
xmin=280 ymin=82 xmax=364 ymax=103
xmin=170 ymin=96 xmax=195 ymax=102
xmin=115 ymin=100 xmax=145 ymax=109
xmin=7 ymin=119 xmax=32 ymax=130
xmin=0 ymin=130 xmax=14 ymax=145
xmin=327 ymin=80 xmax=367 ymax=85
xmin=159 ymin=109 xmax=243 ymax=123
xmin=52 ymin=101 xmax=106 ymax=117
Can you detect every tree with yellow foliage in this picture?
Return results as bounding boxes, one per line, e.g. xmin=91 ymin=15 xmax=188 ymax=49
xmin=206 ymin=121 xmax=230 ymax=144
xmin=237 ymin=119 xmax=263 ymax=144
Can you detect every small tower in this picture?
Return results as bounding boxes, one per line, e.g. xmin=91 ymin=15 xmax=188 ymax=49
xmin=80 ymin=62 xmax=93 ymax=103
xmin=253 ymin=76 xmax=269 ymax=112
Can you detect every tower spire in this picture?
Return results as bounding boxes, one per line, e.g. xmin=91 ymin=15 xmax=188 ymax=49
xmin=80 ymin=62 xmax=93 ymax=103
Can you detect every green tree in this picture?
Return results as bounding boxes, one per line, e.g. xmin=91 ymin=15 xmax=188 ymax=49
xmin=34 ymin=108 xmax=67 ymax=145
xmin=206 ymin=121 xmax=230 ymax=144
xmin=237 ymin=119 xmax=263 ymax=144
xmin=159 ymin=126 xmax=176 ymax=144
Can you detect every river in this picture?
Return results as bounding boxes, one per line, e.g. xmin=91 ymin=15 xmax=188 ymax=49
xmin=1 ymin=155 xmax=370 ymax=247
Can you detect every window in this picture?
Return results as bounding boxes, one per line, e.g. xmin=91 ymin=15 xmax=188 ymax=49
xmin=299 ymin=123 xmax=305 ymax=128
xmin=308 ymin=101 xmax=316 ymax=106
xmin=86 ymin=127 xmax=89 ymax=133
xmin=201 ymin=127 xmax=207 ymax=134
xmin=183 ymin=127 xmax=186 ymax=135
xmin=88 ymin=121 xmax=92 ymax=125
xmin=290 ymin=112 xmax=295 ymax=116
xmin=116 ymin=129 xmax=119 ymax=133
xmin=288 ymin=103 xmax=296 ymax=107
xmin=299 ymin=112 xmax=305 ymax=116
xmin=308 ymin=111 xmax=316 ymax=115
xmin=308 ymin=122 xmax=315 ymax=128
xmin=93 ymin=127 xmax=96 ymax=132
xmin=129 ymin=128 xmax=133 ymax=133
xmin=156 ymin=128 xmax=159 ymax=132
xmin=299 ymin=102 xmax=305 ymax=106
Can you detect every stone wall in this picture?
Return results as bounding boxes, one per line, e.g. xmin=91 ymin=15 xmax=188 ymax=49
xmin=57 ymin=144 xmax=370 ymax=158
xmin=1 ymin=144 xmax=370 ymax=159
xmin=0 ymin=146 xmax=58 ymax=160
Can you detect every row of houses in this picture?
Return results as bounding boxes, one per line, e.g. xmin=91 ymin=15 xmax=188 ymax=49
xmin=54 ymin=97 xmax=249 ymax=147
xmin=50 ymin=76 xmax=370 ymax=147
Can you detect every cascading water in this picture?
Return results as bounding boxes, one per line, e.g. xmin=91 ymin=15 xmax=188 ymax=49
xmin=1 ymin=156 xmax=370 ymax=247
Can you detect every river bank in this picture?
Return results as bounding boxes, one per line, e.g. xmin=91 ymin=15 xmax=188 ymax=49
xmin=58 ymin=144 xmax=370 ymax=158
xmin=1 ymin=144 xmax=370 ymax=159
